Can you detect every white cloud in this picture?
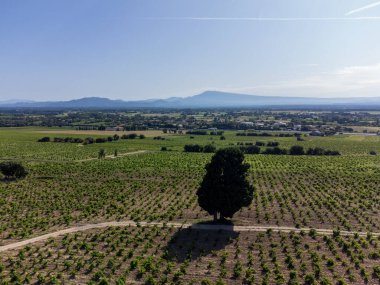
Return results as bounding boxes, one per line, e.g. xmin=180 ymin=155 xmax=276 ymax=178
xmin=346 ymin=1 xmax=380 ymax=16
xmin=218 ymin=63 xmax=380 ymax=98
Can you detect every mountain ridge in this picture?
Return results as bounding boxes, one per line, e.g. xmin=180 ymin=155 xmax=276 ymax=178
xmin=1 ymin=91 xmax=380 ymax=109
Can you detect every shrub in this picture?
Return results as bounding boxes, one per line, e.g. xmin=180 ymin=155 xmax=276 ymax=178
xmin=184 ymin=144 xmax=203 ymax=153
xmin=289 ymin=145 xmax=305 ymax=155
xmin=95 ymin=138 xmax=107 ymax=143
xmin=37 ymin=137 xmax=50 ymax=142
xmin=240 ymin=145 xmax=260 ymax=154
xmin=0 ymin=162 xmax=28 ymax=179
xmin=186 ymin=130 xmax=208 ymax=135
xmin=203 ymin=144 xmax=216 ymax=153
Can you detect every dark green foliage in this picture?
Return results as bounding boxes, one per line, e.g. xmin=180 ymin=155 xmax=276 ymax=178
xmin=307 ymin=148 xmax=340 ymax=156
xmin=37 ymin=136 xmax=50 ymax=142
xmin=52 ymin=137 xmax=84 ymax=143
xmin=263 ymin=147 xmax=287 ymax=155
xmin=96 ymin=138 xmax=108 ymax=143
xmin=267 ymin=141 xmax=279 ymax=147
xmin=196 ymin=148 xmax=254 ymax=220
xmin=121 ymin=133 xmax=138 ymax=139
xmin=184 ymin=144 xmax=216 ymax=153
xmin=289 ymin=146 xmax=305 ymax=155
xmin=203 ymin=144 xmax=216 ymax=153
xmin=240 ymin=145 xmax=261 ymax=154
xmin=0 ymin=161 xmax=28 ymax=179
xmin=184 ymin=144 xmax=204 ymax=153
xmin=186 ymin=130 xmax=208 ymax=135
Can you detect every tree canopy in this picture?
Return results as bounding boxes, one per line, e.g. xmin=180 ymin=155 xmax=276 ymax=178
xmin=196 ymin=148 xmax=254 ymax=221
xmin=0 ymin=162 xmax=28 ymax=179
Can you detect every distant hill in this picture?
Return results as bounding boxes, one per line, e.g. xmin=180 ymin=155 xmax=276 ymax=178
xmin=1 ymin=91 xmax=380 ymax=109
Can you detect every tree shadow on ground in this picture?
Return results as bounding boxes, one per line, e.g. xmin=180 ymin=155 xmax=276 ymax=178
xmin=164 ymin=220 xmax=239 ymax=263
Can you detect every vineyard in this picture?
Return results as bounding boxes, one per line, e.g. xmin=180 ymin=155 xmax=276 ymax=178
xmin=1 ymin=127 xmax=380 ymax=284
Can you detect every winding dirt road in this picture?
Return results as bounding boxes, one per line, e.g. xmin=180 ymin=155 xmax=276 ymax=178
xmin=1 ymin=220 xmax=379 ymax=253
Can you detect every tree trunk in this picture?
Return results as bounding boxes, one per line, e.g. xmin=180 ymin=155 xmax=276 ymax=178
xmin=213 ymin=212 xmax=218 ymax=222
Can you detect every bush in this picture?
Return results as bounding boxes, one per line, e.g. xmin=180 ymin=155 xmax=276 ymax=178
xmin=153 ymin=136 xmax=165 ymax=140
xmin=38 ymin=137 xmax=50 ymax=142
xmin=203 ymin=144 xmax=216 ymax=153
xmin=267 ymin=141 xmax=279 ymax=147
xmin=186 ymin=130 xmax=208 ymax=135
xmin=240 ymin=145 xmax=260 ymax=154
xmin=121 ymin=133 xmax=138 ymax=139
xmin=184 ymin=144 xmax=203 ymax=153
xmin=0 ymin=162 xmax=28 ymax=179
xmin=323 ymin=150 xmax=340 ymax=156
xmin=289 ymin=145 xmax=305 ymax=155
xmin=95 ymin=138 xmax=107 ymax=143
xmin=263 ymin=147 xmax=287 ymax=155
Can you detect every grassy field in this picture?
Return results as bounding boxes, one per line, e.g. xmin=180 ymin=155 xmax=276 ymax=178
xmin=1 ymin=127 xmax=380 ymax=284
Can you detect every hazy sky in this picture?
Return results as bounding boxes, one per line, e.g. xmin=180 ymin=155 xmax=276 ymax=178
xmin=1 ymin=0 xmax=380 ymax=101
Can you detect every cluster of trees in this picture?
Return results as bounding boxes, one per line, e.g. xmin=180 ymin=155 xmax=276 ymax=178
xmin=38 ymin=133 xmax=145 ymax=144
xmin=237 ymin=145 xmax=340 ymax=156
xmin=186 ymin=130 xmax=225 ymax=136
xmin=237 ymin=141 xmax=279 ymax=147
xmin=186 ymin=130 xmax=208 ymax=135
xmin=0 ymin=162 xmax=27 ymax=180
xmin=38 ymin=136 xmax=108 ymax=144
xmin=236 ymin=132 xmax=299 ymax=137
xmin=305 ymin=147 xmax=341 ymax=156
xmin=184 ymin=144 xmax=216 ymax=153
xmin=120 ymin=133 xmax=145 ymax=139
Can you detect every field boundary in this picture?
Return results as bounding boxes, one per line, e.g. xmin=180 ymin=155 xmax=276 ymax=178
xmin=1 ymin=220 xmax=379 ymax=253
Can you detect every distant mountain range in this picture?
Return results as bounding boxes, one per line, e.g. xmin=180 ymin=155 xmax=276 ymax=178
xmin=1 ymin=91 xmax=380 ymax=109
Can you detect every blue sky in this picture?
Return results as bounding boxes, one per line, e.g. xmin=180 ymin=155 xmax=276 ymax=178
xmin=1 ymin=0 xmax=380 ymax=101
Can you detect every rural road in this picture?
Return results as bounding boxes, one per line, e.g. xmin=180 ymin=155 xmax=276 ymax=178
xmin=1 ymin=220 xmax=379 ymax=253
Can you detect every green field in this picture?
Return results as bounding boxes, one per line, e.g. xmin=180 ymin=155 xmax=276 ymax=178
xmin=1 ymin=128 xmax=380 ymax=284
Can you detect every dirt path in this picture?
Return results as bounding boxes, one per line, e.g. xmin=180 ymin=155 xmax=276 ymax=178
xmin=77 ymin=150 xmax=149 ymax=162
xmin=1 ymin=220 xmax=379 ymax=253
xmin=0 ymin=150 xmax=149 ymax=163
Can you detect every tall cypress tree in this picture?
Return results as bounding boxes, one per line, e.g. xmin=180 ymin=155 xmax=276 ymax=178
xmin=197 ymin=148 xmax=254 ymax=221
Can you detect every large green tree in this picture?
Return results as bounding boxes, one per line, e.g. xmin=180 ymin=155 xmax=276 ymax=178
xmin=197 ymin=148 xmax=254 ymax=221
